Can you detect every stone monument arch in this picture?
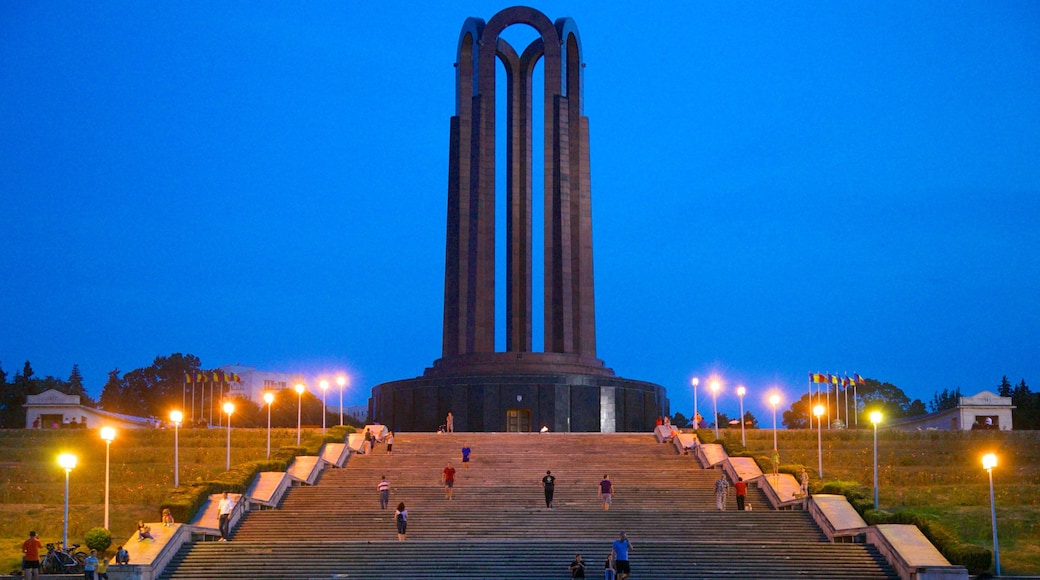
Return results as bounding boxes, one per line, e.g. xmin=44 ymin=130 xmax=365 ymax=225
xmin=371 ymin=7 xmax=668 ymax=432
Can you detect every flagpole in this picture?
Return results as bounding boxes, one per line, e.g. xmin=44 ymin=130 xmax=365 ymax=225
xmin=854 ymin=381 xmax=859 ymax=427
xmin=840 ymin=378 xmax=848 ymax=428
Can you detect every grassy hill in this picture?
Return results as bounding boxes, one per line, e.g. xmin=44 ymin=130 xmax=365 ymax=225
xmin=0 ymin=426 xmax=329 ymax=573
xmin=707 ymin=426 xmax=1040 ymax=575
xmin=2 ymin=427 xmax=1037 ymax=575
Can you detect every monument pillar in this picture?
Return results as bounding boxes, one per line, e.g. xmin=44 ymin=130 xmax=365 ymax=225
xmin=373 ymin=7 xmax=667 ymax=432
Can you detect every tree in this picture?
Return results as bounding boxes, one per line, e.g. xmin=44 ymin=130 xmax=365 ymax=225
xmin=742 ymin=410 xmax=759 ymax=429
xmin=96 ymin=354 xmax=202 ymax=417
xmin=0 ymin=360 xmax=21 ymax=428
xmin=857 ymin=378 xmax=912 ymax=421
xmin=906 ymin=399 xmax=927 ymax=416
xmin=929 ymin=387 xmax=962 ymax=413
xmin=98 ymin=369 xmax=124 ymax=411
xmin=1011 ymin=379 xmax=1038 ymax=430
xmin=781 ymin=393 xmax=814 ymax=429
xmin=998 ymin=376 xmax=1013 ymax=397
xmin=670 ymin=411 xmax=690 ymax=428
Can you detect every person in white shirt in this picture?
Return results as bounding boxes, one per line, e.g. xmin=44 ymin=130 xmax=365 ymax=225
xmin=217 ymin=492 xmax=234 ymax=541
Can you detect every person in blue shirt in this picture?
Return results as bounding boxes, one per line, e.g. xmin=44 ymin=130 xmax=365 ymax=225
xmin=461 ymin=443 xmax=471 ymax=468
xmin=611 ymin=532 xmax=633 ymax=580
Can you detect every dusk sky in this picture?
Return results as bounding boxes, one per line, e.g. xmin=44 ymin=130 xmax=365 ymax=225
xmin=3 ymin=2 xmax=1038 ymax=424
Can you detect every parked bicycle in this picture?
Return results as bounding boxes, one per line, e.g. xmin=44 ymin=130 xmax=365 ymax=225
xmin=40 ymin=542 xmax=86 ymax=574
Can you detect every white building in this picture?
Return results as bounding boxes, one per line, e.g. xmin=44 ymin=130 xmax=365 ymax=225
xmin=217 ymin=364 xmax=366 ymax=421
xmin=25 ymin=389 xmax=154 ymax=430
xmin=886 ymin=390 xmax=1014 ymax=431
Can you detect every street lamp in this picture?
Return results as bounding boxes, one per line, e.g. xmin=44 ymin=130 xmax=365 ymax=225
xmin=983 ymin=453 xmax=1000 ymax=576
xmin=58 ymin=453 xmax=77 ymax=550
xmin=320 ymin=380 xmax=329 ymax=435
xmin=223 ymin=402 xmax=235 ymax=470
xmin=870 ymin=411 xmax=882 ymax=509
xmin=736 ymin=386 xmax=746 ymax=446
xmin=813 ymin=404 xmax=824 ymax=478
xmin=295 ymin=383 xmax=306 ymax=445
xmin=710 ymin=379 xmax=721 ymax=438
xmin=337 ymin=375 xmax=347 ymax=426
xmin=100 ymin=427 xmax=115 ymax=529
xmin=691 ymin=377 xmax=699 ymax=429
xmin=769 ymin=393 xmax=781 ymax=451
xmin=169 ymin=411 xmax=184 ymax=488
xmin=263 ymin=392 xmax=275 ymax=459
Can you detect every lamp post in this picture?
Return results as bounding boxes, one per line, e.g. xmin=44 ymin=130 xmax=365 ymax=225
xmin=983 ymin=453 xmax=1000 ymax=576
xmin=263 ymin=392 xmax=274 ymax=459
xmin=170 ymin=410 xmax=183 ymax=488
xmin=58 ymin=453 xmax=77 ymax=549
xmin=769 ymin=393 xmax=781 ymax=451
xmin=870 ymin=411 xmax=882 ymax=509
xmin=813 ymin=404 xmax=824 ymax=478
xmin=320 ymin=380 xmax=329 ymax=435
xmin=709 ymin=380 xmax=721 ymax=438
xmin=223 ymin=402 xmax=235 ymax=471
xmin=337 ymin=375 xmax=347 ymax=426
xmin=295 ymin=383 xmax=306 ymax=445
xmin=736 ymin=385 xmax=746 ymax=446
xmin=100 ymin=427 xmax=115 ymax=529
xmin=691 ymin=377 xmax=699 ymax=429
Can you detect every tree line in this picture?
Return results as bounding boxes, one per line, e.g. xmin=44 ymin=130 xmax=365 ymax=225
xmin=1 ymin=354 xmax=363 ymax=429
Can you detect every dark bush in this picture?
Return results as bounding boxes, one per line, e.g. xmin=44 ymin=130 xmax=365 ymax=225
xmin=84 ymin=527 xmax=112 ymax=554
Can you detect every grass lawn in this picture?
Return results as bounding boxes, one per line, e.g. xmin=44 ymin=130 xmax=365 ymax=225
xmin=3 ymin=427 xmax=1037 ymax=575
xmin=0 ymin=427 xmax=330 ymax=574
xmin=720 ymin=427 xmax=1040 ymax=575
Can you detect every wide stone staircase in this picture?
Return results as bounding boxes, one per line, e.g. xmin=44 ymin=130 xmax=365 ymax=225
xmin=160 ymin=433 xmax=897 ymax=579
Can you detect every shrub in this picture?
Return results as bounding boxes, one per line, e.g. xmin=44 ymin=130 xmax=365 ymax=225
xmin=84 ymin=527 xmax=112 ymax=554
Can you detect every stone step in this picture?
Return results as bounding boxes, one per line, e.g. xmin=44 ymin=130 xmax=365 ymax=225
xmin=161 ymin=540 xmax=897 ymax=580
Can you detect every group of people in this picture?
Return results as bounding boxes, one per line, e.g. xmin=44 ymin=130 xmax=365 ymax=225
xmin=21 ymin=530 xmax=129 ymax=580
xmin=713 ymin=473 xmax=750 ymax=511
xmin=569 ymin=532 xmax=633 ymax=580
xmin=359 ymin=427 xmax=395 ymax=455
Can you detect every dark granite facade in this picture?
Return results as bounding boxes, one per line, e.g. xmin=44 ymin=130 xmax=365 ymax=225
xmin=369 ymin=7 xmax=668 ymax=432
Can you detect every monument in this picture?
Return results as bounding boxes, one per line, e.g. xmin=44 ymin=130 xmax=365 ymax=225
xmin=369 ymin=6 xmax=668 ymax=432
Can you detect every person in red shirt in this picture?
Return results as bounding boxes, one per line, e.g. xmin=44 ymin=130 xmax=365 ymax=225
xmin=22 ymin=530 xmax=42 ymax=580
xmin=734 ymin=477 xmax=748 ymax=511
xmin=443 ymin=462 xmax=457 ymax=500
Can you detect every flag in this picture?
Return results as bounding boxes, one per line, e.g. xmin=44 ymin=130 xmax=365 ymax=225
xmin=841 ymin=376 xmax=849 ymax=387
xmin=810 ymin=373 xmax=827 ymax=383
xmin=185 ymin=373 xmax=192 ymax=384
xmin=830 ymin=375 xmax=839 ymax=385
xmin=196 ymin=372 xmax=205 ymax=383
xmin=855 ymin=373 xmax=865 ymax=385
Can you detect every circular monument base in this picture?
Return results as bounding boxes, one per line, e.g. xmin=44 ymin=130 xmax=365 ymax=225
xmin=369 ymin=370 xmax=668 ymax=433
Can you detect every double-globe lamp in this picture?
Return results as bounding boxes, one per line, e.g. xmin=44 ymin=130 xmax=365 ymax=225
xmin=337 ymin=375 xmax=348 ymax=426
xmin=100 ymin=426 xmax=116 ymax=530
xmin=170 ymin=410 xmax=183 ymax=488
xmin=223 ymin=402 xmax=235 ymax=470
xmin=264 ymin=392 xmax=275 ymax=459
xmin=690 ymin=377 xmax=699 ymax=429
xmin=769 ymin=393 xmax=781 ymax=451
xmin=709 ymin=380 xmax=721 ymax=438
xmin=870 ymin=411 xmax=882 ymax=509
xmin=58 ymin=453 xmax=77 ymax=550
xmin=813 ymin=404 xmax=825 ymax=478
xmin=295 ymin=383 xmax=306 ymax=445
xmin=736 ymin=385 xmax=746 ymax=446
xmin=320 ymin=380 xmax=329 ymax=435
xmin=983 ymin=453 xmax=1000 ymax=576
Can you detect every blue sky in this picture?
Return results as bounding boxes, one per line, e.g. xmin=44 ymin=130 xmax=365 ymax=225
xmin=2 ymin=2 xmax=1038 ymax=424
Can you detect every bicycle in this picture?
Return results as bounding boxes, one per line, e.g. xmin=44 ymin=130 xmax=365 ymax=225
xmin=40 ymin=542 xmax=86 ymax=574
